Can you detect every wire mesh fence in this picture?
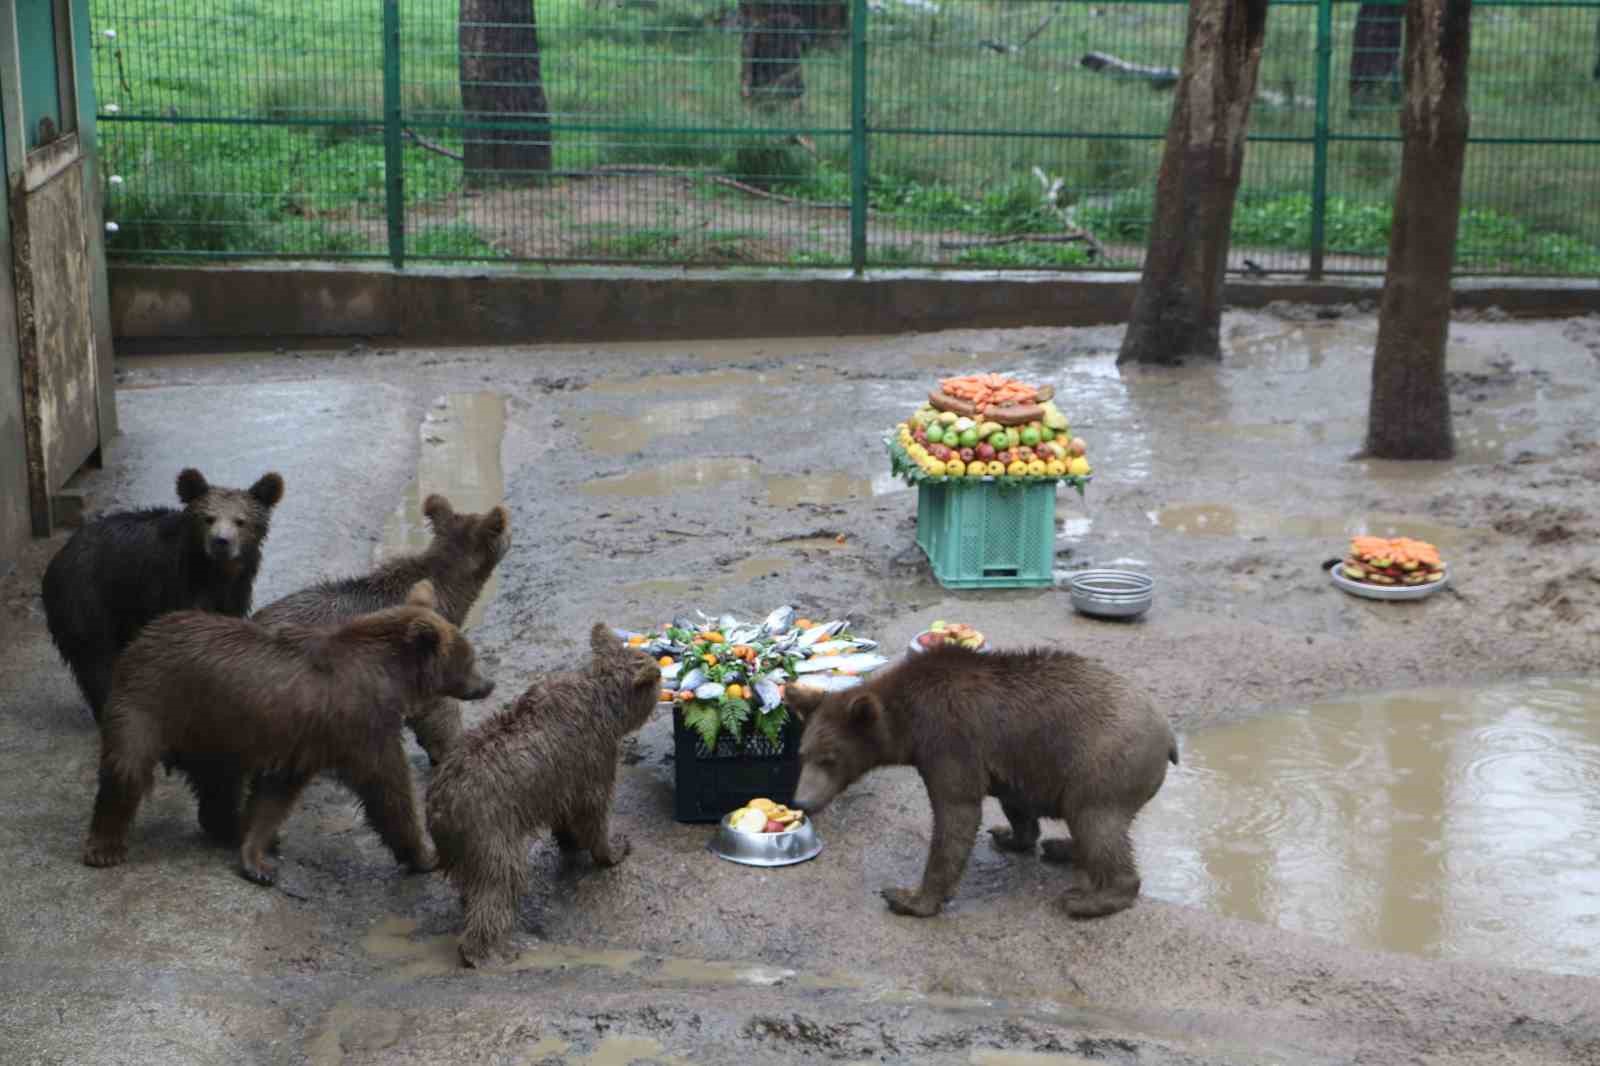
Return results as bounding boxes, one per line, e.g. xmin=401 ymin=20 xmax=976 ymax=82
xmin=91 ymin=0 xmax=1600 ymax=275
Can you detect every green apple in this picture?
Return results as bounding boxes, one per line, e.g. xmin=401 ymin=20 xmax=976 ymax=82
xmin=958 ymin=427 xmax=980 ymax=448
xmin=1020 ymin=426 xmax=1041 ymax=447
xmin=988 ymin=431 xmax=1010 ymax=449
xmin=926 ymin=423 xmax=945 ymax=444
xmin=1039 ymin=425 xmax=1055 ymax=441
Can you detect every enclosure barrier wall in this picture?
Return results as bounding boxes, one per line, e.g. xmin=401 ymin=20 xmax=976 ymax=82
xmin=91 ymin=0 xmax=1600 ymax=276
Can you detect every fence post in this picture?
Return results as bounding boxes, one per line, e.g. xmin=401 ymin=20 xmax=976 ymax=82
xmin=382 ymin=0 xmax=405 ymax=269
xmin=849 ymin=0 xmax=868 ymax=275
xmin=1309 ymin=0 xmax=1332 ymax=279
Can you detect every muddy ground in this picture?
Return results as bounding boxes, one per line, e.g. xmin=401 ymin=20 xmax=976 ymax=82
xmin=2 ymin=308 xmax=1598 ymax=1065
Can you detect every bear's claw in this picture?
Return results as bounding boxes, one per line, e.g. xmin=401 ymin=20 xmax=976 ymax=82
xmin=881 ymin=886 xmax=942 ymax=917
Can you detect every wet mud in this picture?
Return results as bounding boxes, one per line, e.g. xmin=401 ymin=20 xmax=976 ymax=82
xmin=4 ymin=310 xmax=1599 ymax=1063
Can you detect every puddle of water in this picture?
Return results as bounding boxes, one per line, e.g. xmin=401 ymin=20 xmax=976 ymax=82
xmin=1137 ymin=678 xmax=1600 ymax=976
xmin=970 ymin=1053 xmax=1097 ymax=1066
xmin=378 ymin=392 xmax=506 ymax=630
xmin=580 ymin=458 xmax=761 ymax=498
xmin=591 ymin=366 xmax=842 ymax=396
xmin=582 ymin=394 xmax=780 ymax=456
xmin=658 ymin=958 xmax=797 ymax=986
xmin=1148 ymin=503 xmax=1473 ymax=551
xmin=361 ymin=916 xmax=643 ymax=979
xmin=1224 ymin=321 xmax=1363 ymax=372
xmin=766 ymin=473 xmax=906 ymax=507
xmin=619 ymin=556 xmax=793 ymax=602
xmin=580 ymin=1035 xmax=692 ymax=1066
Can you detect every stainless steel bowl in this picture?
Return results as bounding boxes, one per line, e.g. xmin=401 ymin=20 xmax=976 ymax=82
xmin=709 ymin=814 xmax=823 ymax=867
xmin=1069 ymin=569 xmax=1155 ymax=619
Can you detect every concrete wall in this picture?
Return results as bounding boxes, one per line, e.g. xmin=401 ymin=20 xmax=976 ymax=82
xmin=109 ymin=265 xmax=1600 ymax=348
xmin=0 ymin=108 xmax=30 ymax=570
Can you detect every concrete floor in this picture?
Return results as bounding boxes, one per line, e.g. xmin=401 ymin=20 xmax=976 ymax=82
xmin=2 ymin=313 xmax=1598 ymax=1064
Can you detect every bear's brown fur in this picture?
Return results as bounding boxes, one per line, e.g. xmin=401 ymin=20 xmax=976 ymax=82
xmin=789 ymin=645 xmax=1177 ymax=920
xmin=43 ymin=467 xmax=284 ymax=719
xmin=83 ymin=581 xmax=495 ymax=885
xmin=426 ymin=624 xmax=661 ymax=967
xmin=252 ymin=495 xmax=511 ymax=764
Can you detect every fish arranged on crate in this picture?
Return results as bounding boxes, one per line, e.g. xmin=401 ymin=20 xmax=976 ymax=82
xmin=618 ymin=607 xmax=886 ymax=753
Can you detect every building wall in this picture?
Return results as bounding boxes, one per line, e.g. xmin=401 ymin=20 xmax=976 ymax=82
xmin=0 ymin=94 xmax=32 ymax=569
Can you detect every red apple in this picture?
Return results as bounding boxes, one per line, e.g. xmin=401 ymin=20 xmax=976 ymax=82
xmin=764 ymin=819 xmax=786 ymax=834
xmin=975 ymin=442 xmax=996 ymax=462
xmin=958 ymin=447 xmax=975 ymax=463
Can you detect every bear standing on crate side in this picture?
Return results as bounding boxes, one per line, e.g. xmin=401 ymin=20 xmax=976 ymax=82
xmin=252 ymin=494 xmax=511 ymax=765
xmin=788 ymin=645 xmax=1177 ymax=920
xmin=82 ymin=580 xmax=496 ymax=885
xmin=427 ymin=624 xmax=662 ymax=968
xmin=42 ymin=468 xmax=285 ymax=719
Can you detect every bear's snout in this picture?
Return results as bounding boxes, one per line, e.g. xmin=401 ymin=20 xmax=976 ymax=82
xmin=792 ymin=765 xmax=838 ymax=814
xmin=461 ymin=676 xmax=495 ymax=701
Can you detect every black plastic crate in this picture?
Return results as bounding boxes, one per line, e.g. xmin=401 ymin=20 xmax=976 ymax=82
xmin=672 ymin=711 xmax=802 ymax=823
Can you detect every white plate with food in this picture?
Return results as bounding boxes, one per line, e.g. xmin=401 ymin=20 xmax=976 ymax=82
xmin=1329 ymin=535 xmax=1449 ymax=601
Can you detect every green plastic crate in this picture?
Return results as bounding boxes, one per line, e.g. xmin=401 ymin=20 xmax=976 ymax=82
xmin=915 ymin=480 xmax=1058 ymax=589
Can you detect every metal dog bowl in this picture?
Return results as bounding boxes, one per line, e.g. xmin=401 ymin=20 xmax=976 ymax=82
xmin=1069 ymin=569 xmax=1155 ymax=619
xmin=709 ymin=814 xmax=823 ymax=867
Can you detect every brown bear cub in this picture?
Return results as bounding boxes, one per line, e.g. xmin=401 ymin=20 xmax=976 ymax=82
xmin=83 ymin=580 xmax=495 ymax=885
xmin=252 ymin=495 xmax=510 ymax=764
xmin=789 ymin=645 xmax=1177 ymax=920
xmin=43 ymin=467 xmax=284 ymax=719
xmin=427 ymin=624 xmax=661 ymax=967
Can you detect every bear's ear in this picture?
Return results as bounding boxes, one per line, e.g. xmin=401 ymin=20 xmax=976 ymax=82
xmin=405 ymin=579 xmax=438 ymax=610
xmin=785 ymin=684 xmax=825 ymax=722
xmin=479 ymin=506 xmax=509 ymax=540
xmin=176 ymin=468 xmax=209 ymax=504
xmin=590 ymin=623 xmax=623 ymax=657
xmin=422 ymin=494 xmax=454 ymax=529
xmin=846 ymin=691 xmax=881 ymax=729
xmin=250 ymin=472 xmax=284 ymax=509
xmin=408 ymin=617 xmax=441 ymax=655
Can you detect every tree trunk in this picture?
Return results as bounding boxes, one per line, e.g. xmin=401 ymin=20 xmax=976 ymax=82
xmin=1117 ymin=0 xmax=1270 ymax=366
xmin=1593 ymin=12 xmax=1599 ymax=80
xmin=740 ymin=2 xmax=807 ymax=104
xmin=1349 ymin=2 xmax=1403 ymax=105
xmin=459 ymin=0 xmax=551 ymax=185
xmin=1365 ymin=0 xmax=1471 ymax=460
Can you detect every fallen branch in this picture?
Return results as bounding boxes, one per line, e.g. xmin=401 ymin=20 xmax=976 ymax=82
xmin=1079 ymin=52 xmax=1314 ymax=108
xmin=937 ymin=231 xmax=1108 ymax=260
xmin=403 ymin=128 xmax=465 ymax=162
xmin=978 ymin=2 xmax=1061 ymax=54
xmin=1078 ymin=51 xmax=1180 ymax=88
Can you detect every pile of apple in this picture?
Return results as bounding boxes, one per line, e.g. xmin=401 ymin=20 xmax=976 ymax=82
xmin=895 ymin=404 xmax=1091 ymax=481
xmin=914 ymin=620 xmax=986 ymax=651
xmin=727 ymin=797 xmax=806 ymax=834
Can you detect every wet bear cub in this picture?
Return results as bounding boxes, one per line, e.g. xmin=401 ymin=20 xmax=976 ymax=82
xmin=252 ymin=494 xmax=510 ymax=764
xmin=83 ymin=580 xmax=495 ymax=886
xmin=427 ymin=624 xmax=661 ymax=967
xmin=42 ymin=467 xmax=284 ymax=719
xmin=790 ymin=645 xmax=1177 ymax=920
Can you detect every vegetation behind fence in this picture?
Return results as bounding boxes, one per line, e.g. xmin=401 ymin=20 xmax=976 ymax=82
xmin=91 ymin=0 xmax=1600 ymax=275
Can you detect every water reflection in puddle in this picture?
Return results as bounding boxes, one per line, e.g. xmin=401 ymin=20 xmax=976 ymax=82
xmin=1149 ymin=503 xmax=1472 ymax=550
xmin=580 ymin=458 xmax=761 ymax=498
xmin=581 ymin=459 xmax=905 ymax=506
xmin=379 ymin=392 xmax=506 ymax=629
xmin=1137 ymin=678 xmax=1600 ymax=976
xmin=618 ymin=556 xmax=795 ymax=601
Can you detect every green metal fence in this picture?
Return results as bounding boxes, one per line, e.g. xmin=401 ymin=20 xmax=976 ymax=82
xmin=91 ymin=0 xmax=1600 ymax=275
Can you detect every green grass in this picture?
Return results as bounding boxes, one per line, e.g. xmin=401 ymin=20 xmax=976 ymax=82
xmin=90 ymin=0 xmax=1600 ymax=272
